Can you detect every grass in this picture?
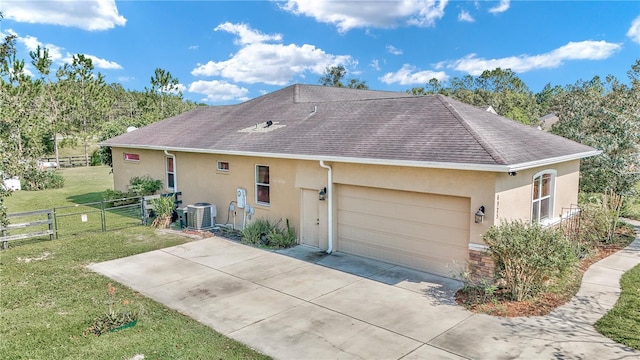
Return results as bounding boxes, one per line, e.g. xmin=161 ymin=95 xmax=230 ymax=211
xmin=595 ymin=263 xmax=640 ymax=350
xmin=1 ymin=167 xmax=270 ymax=360
xmin=5 ymin=166 xmax=114 ymax=211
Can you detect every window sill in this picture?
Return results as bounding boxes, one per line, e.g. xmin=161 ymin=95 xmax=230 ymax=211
xmin=538 ymin=208 xmax=580 ymax=228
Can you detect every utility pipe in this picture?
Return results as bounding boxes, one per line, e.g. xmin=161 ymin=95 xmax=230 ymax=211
xmin=319 ymin=160 xmax=333 ymax=254
xmin=164 ymin=150 xmax=177 ymax=193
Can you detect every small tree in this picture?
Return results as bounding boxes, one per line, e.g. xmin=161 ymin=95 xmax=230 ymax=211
xmin=319 ymin=65 xmax=368 ymax=89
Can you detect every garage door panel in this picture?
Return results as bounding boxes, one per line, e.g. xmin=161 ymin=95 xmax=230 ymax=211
xmin=338 ymin=236 xmax=467 ymax=274
xmin=338 ymin=210 xmax=468 ymax=244
xmin=339 ymin=225 xmax=467 ymax=260
xmin=339 ymin=199 xmax=470 ymax=230
xmin=342 ymin=185 xmax=469 ymax=211
xmin=337 ymin=185 xmax=469 ymax=277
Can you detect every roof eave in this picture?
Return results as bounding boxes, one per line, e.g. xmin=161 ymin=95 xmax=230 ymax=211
xmin=103 ymin=143 xmax=601 ymax=173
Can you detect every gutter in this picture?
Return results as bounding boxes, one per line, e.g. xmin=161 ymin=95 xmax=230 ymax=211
xmin=105 ymin=143 xmax=601 ymax=173
xmin=164 ymin=150 xmax=177 ymax=193
xmin=319 ymin=160 xmax=333 ymax=254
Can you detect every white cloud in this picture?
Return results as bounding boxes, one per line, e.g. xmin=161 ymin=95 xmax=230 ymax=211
xmin=192 ymin=22 xmax=353 ymax=85
xmin=458 ymin=10 xmax=474 ymax=22
xmin=386 ymin=45 xmax=403 ymax=55
xmin=17 ymin=34 xmax=65 ymax=62
xmin=11 ymin=31 xmax=121 ymax=70
xmin=488 ymin=0 xmax=510 ymax=14
xmin=370 ymin=59 xmax=381 ymax=71
xmin=2 ymin=0 xmax=126 ymax=31
xmin=85 ymin=55 xmax=123 ymax=70
xmin=188 ymin=45 xmax=199 ymax=50
xmin=628 ymin=16 xmax=640 ymax=44
xmin=380 ymin=64 xmax=448 ymax=85
xmin=214 ymin=22 xmax=282 ymax=45
xmin=188 ymin=80 xmax=250 ymax=102
xmin=281 ymin=0 xmax=448 ymax=33
xmin=118 ymin=76 xmax=134 ymax=83
xmin=448 ymin=40 xmax=622 ymax=75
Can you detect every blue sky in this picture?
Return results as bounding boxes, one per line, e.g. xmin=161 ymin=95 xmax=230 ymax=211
xmin=1 ymin=1 xmax=639 ymax=104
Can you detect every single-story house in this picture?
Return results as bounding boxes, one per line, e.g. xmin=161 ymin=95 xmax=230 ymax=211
xmin=102 ymin=84 xmax=599 ymax=278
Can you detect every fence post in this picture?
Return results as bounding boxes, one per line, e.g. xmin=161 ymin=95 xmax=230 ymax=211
xmin=2 ymin=228 xmax=7 ymax=249
xmin=48 ymin=211 xmax=54 ymax=241
xmin=140 ymin=197 xmax=146 ymax=225
xmin=100 ymin=201 xmax=106 ymax=232
xmin=53 ymin=207 xmax=59 ymax=239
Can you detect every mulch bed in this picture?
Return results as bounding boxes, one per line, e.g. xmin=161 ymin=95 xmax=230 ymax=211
xmin=455 ymin=234 xmax=634 ymax=317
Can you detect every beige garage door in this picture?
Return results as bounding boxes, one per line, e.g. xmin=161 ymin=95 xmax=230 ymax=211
xmin=337 ymin=185 xmax=470 ymax=277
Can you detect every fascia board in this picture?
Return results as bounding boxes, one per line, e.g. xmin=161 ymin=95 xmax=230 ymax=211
xmin=104 ymin=143 xmax=601 ymax=173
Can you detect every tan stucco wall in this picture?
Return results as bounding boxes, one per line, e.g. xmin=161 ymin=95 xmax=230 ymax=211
xmin=112 ymin=148 xmax=310 ymax=240
xmin=111 ymin=147 xmax=581 ymax=249
xmin=494 ymin=160 xmax=580 ymax=224
xmin=112 ymin=148 xmax=167 ymax=192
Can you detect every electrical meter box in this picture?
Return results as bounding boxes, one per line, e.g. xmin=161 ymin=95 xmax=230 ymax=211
xmin=236 ymin=188 xmax=246 ymax=208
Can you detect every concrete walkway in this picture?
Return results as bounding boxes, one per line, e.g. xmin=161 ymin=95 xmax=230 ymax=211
xmin=88 ymin=224 xmax=640 ymax=360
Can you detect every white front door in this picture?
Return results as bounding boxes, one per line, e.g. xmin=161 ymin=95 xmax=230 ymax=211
xmin=301 ymin=189 xmax=320 ymax=247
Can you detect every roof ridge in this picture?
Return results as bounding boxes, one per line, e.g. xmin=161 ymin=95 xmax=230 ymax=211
xmin=436 ymin=95 xmax=508 ymax=165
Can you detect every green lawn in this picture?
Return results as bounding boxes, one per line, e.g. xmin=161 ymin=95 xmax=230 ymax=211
xmin=1 ymin=167 xmax=269 ymax=360
xmin=595 ymin=263 xmax=640 ymax=350
xmin=5 ymin=166 xmax=114 ymax=211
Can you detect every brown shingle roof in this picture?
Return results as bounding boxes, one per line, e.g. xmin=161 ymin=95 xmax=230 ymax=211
xmin=102 ymin=84 xmax=598 ymax=171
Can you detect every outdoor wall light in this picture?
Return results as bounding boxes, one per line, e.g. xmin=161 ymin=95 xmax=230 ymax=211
xmin=475 ymin=206 xmax=486 ymax=224
xmin=319 ymin=187 xmax=327 ymax=201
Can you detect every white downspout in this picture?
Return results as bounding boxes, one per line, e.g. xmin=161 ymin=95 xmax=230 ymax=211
xmin=319 ymin=160 xmax=333 ymax=254
xmin=164 ymin=150 xmax=177 ymax=193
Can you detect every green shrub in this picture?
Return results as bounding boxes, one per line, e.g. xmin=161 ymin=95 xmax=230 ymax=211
xmin=44 ymin=170 xmax=65 ymax=189
xmin=150 ymin=195 xmax=175 ymax=229
xmin=579 ymin=202 xmax=614 ymax=245
xmin=102 ymin=176 xmax=162 ymax=206
xmin=620 ymin=195 xmax=640 ymax=220
xmin=578 ymin=191 xmax=624 ymax=244
xmin=267 ymin=219 xmax=297 ymax=248
xmin=484 ymin=221 xmax=578 ymax=301
xmin=128 ymin=175 xmax=162 ymax=196
xmin=20 ymin=166 xmax=65 ymax=191
xmin=242 ymin=218 xmax=297 ymax=249
xmin=241 ymin=218 xmax=274 ymax=245
xmin=89 ymin=149 xmax=103 ymax=166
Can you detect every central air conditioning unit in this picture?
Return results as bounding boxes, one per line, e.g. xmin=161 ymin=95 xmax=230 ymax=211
xmin=187 ymin=203 xmax=216 ymax=230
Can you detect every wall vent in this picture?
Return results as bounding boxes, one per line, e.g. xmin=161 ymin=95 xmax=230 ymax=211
xmin=187 ymin=203 xmax=216 ymax=230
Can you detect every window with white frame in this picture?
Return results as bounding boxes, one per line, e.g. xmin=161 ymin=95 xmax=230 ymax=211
xmin=166 ymin=156 xmax=175 ymax=190
xmin=532 ymin=170 xmax=556 ymax=223
xmin=255 ymin=165 xmax=270 ymax=205
xmin=217 ymin=161 xmax=230 ymax=172
xmin=124 ymin=152 xmax=140 ymax=161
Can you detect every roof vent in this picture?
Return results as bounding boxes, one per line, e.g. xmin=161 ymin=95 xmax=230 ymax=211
xmin=239 ymin=121 xmax=285 ymax=133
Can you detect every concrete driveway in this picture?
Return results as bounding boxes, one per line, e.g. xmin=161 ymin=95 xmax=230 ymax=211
xmin=89 ymin=229 xmax=640 ymax=360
